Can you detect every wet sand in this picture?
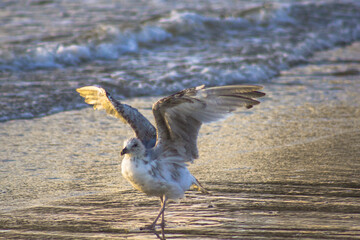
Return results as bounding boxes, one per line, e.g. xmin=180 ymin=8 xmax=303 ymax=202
xmin=1 ymin=42 xmax=360 ymax=239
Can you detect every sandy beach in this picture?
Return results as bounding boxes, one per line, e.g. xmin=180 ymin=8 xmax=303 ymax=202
xmin=1 ymin=42 xmax=360 ymax=239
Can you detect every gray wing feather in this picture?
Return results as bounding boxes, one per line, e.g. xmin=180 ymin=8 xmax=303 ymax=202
xmin=152 ymin=85 xmax=265 ymax=162
xmin=76 ymin=86 xmax=156 ymax=148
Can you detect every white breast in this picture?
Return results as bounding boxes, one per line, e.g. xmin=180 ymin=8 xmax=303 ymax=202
xmin=121 ymin=156 xmax=192 ymax=199
xmin=121 ymin=156 xmax=167 ymax=197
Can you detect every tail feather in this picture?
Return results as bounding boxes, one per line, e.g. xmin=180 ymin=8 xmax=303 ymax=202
xmin=191 ymin=177 xmax=209 ymax=194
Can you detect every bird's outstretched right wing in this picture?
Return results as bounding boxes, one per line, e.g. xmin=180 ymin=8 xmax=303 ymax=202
xmin=152 ymin=85 xmax=265 ymax=161
xmin=76 ymin=86 xmax=157 ymax=148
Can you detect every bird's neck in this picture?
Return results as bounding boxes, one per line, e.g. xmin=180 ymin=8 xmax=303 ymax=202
xmin=126 ymin=153 xmax=146 ymax=163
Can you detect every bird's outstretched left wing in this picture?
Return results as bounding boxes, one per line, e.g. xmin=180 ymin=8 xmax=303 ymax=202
xmin=77 ymin=86 xmax=156 ymax=148
xmin=152 ymin=85 xmax=265 ymax=161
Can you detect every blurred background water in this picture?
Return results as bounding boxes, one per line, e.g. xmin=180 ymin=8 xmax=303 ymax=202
xmin=1 ymin=0 xmax=360 ymax=121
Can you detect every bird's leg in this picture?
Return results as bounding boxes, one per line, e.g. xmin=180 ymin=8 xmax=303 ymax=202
xmin=161 ymin=195 xmax=167 ymax=239
xmin=161 ymin=195 xmax=167 ymax=229
xmin=142 ymin=195 xmax=166 ymax=230
xmin=151 ymin=196 xmax=165 ymax=227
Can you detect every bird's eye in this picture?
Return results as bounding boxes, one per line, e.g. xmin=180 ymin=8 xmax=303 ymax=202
xmin=133 ymin=143 xmax=138 ymax=147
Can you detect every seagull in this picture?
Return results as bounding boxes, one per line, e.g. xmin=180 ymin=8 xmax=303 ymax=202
xmin=76 ymin=84 xmax=265 ymax=231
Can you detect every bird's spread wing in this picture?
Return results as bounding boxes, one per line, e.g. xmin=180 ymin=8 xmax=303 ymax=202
xmin=76 ymin=86 xmax=156 ymax=148
xmin=152 ymin=85 xmax=265 ymax=162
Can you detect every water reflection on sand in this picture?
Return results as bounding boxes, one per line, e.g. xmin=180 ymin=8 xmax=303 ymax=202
xmin=1 ymin=173 xmax=360 ymax=239
xmin=1 ymin=98 xmax=360 ymax=239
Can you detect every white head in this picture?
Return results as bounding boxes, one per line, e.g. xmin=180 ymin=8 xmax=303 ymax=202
xmin=120 ymin=138 xmax=145 ymax=158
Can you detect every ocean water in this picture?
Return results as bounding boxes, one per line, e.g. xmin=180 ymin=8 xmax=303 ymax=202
xmin=1 ymin=0 xmax=360 ymax=121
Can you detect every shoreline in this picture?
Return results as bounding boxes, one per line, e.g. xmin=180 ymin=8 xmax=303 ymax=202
xmin=0 ymin=42 xmax=359 ymax=239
